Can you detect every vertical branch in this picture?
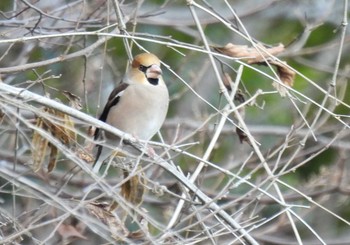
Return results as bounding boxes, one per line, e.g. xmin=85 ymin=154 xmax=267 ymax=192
xmin=112 ymin=0 xmax=132 ymax=60
xmin=329 ymin=0 xmax=348 ymax=96
xmin=11 ymin=107 xmax=20 ymax=241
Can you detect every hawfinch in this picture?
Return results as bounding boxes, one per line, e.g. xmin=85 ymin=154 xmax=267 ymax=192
xmin=93 ymin=53 xmax=169 ymax=171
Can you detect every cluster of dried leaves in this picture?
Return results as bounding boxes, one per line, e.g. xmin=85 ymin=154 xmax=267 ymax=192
xmin=31 ymin=106 xmax=147 ymax=242
xmin=31 ymin=107 xmax=76 ymax=173
xmin=97 ymin=167 xmax=148 ymax=242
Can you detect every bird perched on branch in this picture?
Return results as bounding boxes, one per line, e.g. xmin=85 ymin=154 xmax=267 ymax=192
xmin=93 ymin=53 xmax=169 ymax=172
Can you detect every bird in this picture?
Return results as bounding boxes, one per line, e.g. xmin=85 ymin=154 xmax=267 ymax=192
xmin=93 ymin=53 xmax=169 ymax=172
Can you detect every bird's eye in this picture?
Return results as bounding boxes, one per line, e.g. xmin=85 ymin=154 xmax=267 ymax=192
xmin=139 ymin=65 xmax=148 ymax=73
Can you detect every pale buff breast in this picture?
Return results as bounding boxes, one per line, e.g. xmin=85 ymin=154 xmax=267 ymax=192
xmin=105 ymin=83 xmax=169 ymax=141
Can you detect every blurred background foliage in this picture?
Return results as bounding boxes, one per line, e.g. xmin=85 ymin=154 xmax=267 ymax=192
xmin=0 ymin=0 xmax=350 ymax=244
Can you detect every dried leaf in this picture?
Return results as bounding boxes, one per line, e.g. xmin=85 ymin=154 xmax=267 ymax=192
xmin=62 ymin=90 xmax=82 ymax=110
xmin=215 ymin=42 xmax=295 ymax=96
xmin=87 ymin=202 xmax=112 ymax=222
xmin=0 ymin=108 xmax=4 ymax=120
xmin=233 ymin=91 xmax=250 ymax=145
xmin=63 ymin=113 xmax=77 ymax=144
xmin=121 ymin=169 xmax=146 ymax=207
xmin=87 ymin=202 xmax=149 ymax=242
xmin=214 ymin=43 xmax=285 ymax=64
xmin=45 ymin=108 xmax=76 ymax=146
xmin=47 ymin=143 xmax=58 ymax=173
xmin=236 ymin=127 xmax=250 ymax=145
xmin=57 ymin=223 xmax=87 ymax=240
xmin=76 ymin=148 xmax=94 ymax=164
xmin=270 ymin=60 xmax=296 ymax=96
xmin=86 ymin=202 xmax=128 ymax=240
xmin=234 ymin=89 xmax=245 ymax=104
xmin=222 ymin=72 xmax=233 ymax=91
xmin=75 ymin=125 xmax=95 ymax=164
xmin=31 ymin=117 xmax=49 ymax=172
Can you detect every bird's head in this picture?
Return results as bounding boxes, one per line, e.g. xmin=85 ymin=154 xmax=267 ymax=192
xmin=127 ymin=53 xmax=163 ymax=86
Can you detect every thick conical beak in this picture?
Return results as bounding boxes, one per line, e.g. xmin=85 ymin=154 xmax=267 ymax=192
xmin=146 ymin=64 xmax=162 ymax=79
